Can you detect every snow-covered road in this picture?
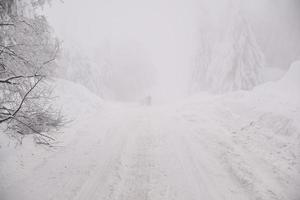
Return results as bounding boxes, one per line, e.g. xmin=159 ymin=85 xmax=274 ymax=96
xmin=2 ymin=96 xmax=299 ymax=200
xmin=1 ymin=64 xmax=300 ymax=200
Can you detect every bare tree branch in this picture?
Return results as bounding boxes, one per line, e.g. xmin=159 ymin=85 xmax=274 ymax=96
xmin=0 ymin=77 xmax=42 ymax=123
xmin=0 ymin=23 xmax=14 ymax=27
xmin=36 ymin=42 xmax=60 ymax=74
xmin=0 ymin=45 xmax=32 ymax=63
xmin=12 ymin=77 xmax=42 ymax=116
xmin=12 ymin=116 xmax=55 ymax=141
xmin=0 ymin=74 xmax=44 ymax=84
xmin=0 ymin=1 xmax=64 ymax=143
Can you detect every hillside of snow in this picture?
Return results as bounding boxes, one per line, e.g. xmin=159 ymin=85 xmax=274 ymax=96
xmin=182 ymin=61 xmax=300 ymax=199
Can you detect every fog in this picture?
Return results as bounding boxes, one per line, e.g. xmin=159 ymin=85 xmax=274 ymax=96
xmin=2 ymin=1 xmax=300 ymax=198
xmin=44 ymin=0 xmax=300 ymax=102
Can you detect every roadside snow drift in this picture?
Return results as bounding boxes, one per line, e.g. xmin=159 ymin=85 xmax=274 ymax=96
xmin=0 ymin=78 xmax=103 ymax=195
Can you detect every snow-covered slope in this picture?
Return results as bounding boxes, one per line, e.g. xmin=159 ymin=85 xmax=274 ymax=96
xmin=52 ymin=78 xmax=103 ymax=118
xmin=274 ymin=60 xmax=300 ymax=95
xmin=251 ymin=60 xmax=300 ymax=106
xmin=181 ymin=60 xmax=300 ymax=199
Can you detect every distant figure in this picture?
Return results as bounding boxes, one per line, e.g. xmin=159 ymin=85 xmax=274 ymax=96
xmin=140 ymin=95 xmax=152 ymax=106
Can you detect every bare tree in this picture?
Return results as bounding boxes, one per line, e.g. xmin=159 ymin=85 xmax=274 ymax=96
xmin=0 ymin=0 xmax=65 ymax=145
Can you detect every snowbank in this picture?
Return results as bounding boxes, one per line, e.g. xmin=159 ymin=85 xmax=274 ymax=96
xmin=252 ymin=60 xmax=300 ymax=107
xmin=277 ymin=60 xmax=300 ymax=92
xmin=0 ymin=78 xmax=103 ymax=193
xmin=51 ymin=78 xmax=103 ymax=118
xmin=177 ymin=61 xmax=300 ymax=200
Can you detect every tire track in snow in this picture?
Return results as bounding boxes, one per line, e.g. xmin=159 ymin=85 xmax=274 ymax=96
xmin=99 ymin=112 xmax=173 ymax=200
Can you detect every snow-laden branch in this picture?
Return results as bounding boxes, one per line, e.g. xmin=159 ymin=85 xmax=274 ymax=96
xmin=0 ymin=77 xmax=42 ymax=123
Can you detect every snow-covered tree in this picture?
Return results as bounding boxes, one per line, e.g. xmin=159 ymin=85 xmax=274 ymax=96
xmin=207 ymin=13 xmax=265 ymax=92
xmin=0 ymin=0 xmax=64 ymax=144
xmin=55 ymin=42 xmax=113 ymax=99
xmin=190 ymin=31 xmax=213 ymax=93
xmin=191 ymin=11 xmax=265 ymax=93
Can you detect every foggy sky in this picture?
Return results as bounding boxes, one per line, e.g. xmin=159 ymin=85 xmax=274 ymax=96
xmin=44 ymin=0 xmax=300 ymax=100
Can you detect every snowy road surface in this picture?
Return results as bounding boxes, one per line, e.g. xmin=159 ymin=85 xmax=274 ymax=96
xmin=2 ymin=97 xmax=300 ymax=200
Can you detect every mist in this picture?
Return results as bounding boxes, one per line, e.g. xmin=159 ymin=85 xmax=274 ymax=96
xmin=1 ymin=1 xmax=300 ymax=199
xmin=44 ymin=0 xmax=300 ymax=102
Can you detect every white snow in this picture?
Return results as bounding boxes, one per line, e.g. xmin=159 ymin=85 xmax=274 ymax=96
xmin=262 ymin=66 xmax=286 ymax=82
xmin=0 ymin=61 xmax=299 ymax=200
xmin=191 ymin=12 xmax=265 ymax=93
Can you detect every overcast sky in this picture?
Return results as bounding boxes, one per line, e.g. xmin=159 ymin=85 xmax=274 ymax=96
xmin=43 ymin=0 xmax=300 ymax=100
xmin=44 ymin=0 xmax=299 ymax=68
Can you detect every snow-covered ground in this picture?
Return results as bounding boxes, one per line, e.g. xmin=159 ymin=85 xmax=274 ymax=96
xmin=0 ymin=62 xmax=299 ymax=200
